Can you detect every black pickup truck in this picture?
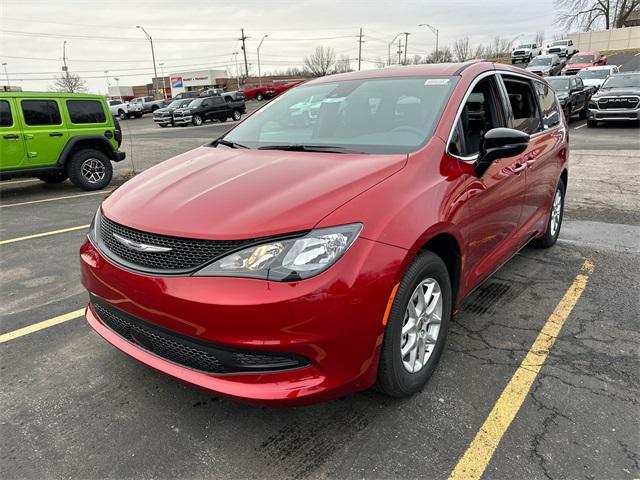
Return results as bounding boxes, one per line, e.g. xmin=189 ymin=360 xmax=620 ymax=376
xmin=172 ymin=96 xmax=246 ymax=126
xmin=546 ymin=76 xmax=595 ymax=121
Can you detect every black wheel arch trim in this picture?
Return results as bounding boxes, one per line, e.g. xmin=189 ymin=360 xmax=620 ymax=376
xmin=56 ymin=135 xmax=122 ymax=166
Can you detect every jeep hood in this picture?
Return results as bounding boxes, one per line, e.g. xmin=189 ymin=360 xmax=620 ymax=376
xmin=102 ymin=146 xmax=407 ymax=240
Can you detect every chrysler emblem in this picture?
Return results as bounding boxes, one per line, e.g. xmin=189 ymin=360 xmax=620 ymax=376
xmin=113 ymin=233 xmax=172 ymax=253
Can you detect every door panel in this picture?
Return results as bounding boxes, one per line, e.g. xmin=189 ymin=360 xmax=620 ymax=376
xmin=19 ymin=99 xmax=68 ymax=167
xmin=0 ymin=99 xmax=27 ymax=169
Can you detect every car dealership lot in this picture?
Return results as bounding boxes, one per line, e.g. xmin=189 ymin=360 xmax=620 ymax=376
xmin=1 ymin=118 xmax=638 ymax=478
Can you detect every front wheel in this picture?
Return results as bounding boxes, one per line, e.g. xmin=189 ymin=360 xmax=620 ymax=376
xmin=67 ymin=149 xmax=113 ymax=191
xmin=256 ymin=93 xmax=263 ymax=101
xmin=532 ymin=179 xmax=565 ymax=248
xmin=376 ymin=251 xmax=451 ymax=398
xmin=118 ymin=110 xmax=127 ymax=120
xmin=37 ymin=171 xmax=68 ymax=184
xmin=192 ymin=114 xmax=203 ymax=126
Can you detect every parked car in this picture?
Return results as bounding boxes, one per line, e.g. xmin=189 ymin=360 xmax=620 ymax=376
xmin=576 ymin=65 xmax=620 ymax=90
xmin=81 ymin=61 xmax=569 ymax=406
xmin=242 ymin=84 xmax=270 ymax=101
xmin=525 ymin=54 xmax=564 ymax=76
xmin=561 ymin=51 xmax=608 ymax=75
xmin=0 ymin=92 xmax=125 ymax=190
xmin=172 ymin=96 xmax=246 ymax=126
xmin=153 ymin=99 xmax=193 ymax=127
xmin=162 ymin=91 xmax=199 ymax=107
xmin=200 ymin=88 xmax=246 ymax=102
xmin=128 ymin=95 xmax=164 ymax=114
xmin=587 ymin=72 xmax=640 ymax=127
xmin=546 ymin=39 xmax=578 ymax=58
xmin=263 ymin=80 xmax=304 ymax=100
xmin=108 ymin=99 xmax=130 ymax=120
xmin=511 ymin=42 xmax=542 ymax=63
xmin=547 ymin=76 xmax=594 ymax=121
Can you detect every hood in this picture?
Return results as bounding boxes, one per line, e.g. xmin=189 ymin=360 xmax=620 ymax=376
xmin=526 ymin=65 xmax=550 ymax=72
xmin=154 ymin=107 xmax=172 ymax=114
xmin=102 ymin=146 xmax=407 ymax=240
xmin=593 ymin=87 xmax=640 ymax=98
xmin=564 ymin=62 xmax=593 ymax=70
xmin=581 ymin=78 xmax=604 ymax=87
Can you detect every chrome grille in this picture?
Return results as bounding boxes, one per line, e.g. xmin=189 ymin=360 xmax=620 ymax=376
xmin=597 ymin=96 xmax=640 ymax=110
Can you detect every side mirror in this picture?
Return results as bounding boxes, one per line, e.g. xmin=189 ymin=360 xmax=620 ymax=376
xmin=475 ymin=128 xmax=530 ymax=177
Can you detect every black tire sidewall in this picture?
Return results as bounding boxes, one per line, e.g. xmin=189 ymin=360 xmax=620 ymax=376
xmin=377 ymin=251 xmax=452 ymax=397
xmin=67 ymin=149 xmax=113 ymax=191
xmin=193 ymin=115 xmax=203 ymax=126
xmin=232 ymin=109 xmax=241 ymax=121
xmin=256 ymin=93 xmax=263 ymax=101
xmin=533 ymin=178 xmax=565 ymax=248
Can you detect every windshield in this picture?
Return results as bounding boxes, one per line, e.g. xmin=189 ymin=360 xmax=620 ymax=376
xmin=516 ymin=44 xmax=533 ymax=49
xmin=168 ymin=100 xmax=182 ymax=108
xmin=570 ymin=55 xmax=594 ymax=64
xmin=547 ymin=78 xmax=571 ymax=91
xmin=551 ymin=41 xmax=568 ymax=46
xmin=601 ymin=74 xmax=640 ymax=89
xmin=221 ymin=76 xmax=458 ymax=154
xmin=188 ymin=99 xmax=203 ymax=108
xmin=577 ymin=69 xmax=610 ymax=80
xmin=529 ymin=57 xmax=552 ymax=66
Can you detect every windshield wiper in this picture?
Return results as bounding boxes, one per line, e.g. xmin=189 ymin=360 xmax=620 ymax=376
xmin=214 ymin=138 xmax=249 ymax=149
xmin=257 ymin=144 xmax=364 ymax=154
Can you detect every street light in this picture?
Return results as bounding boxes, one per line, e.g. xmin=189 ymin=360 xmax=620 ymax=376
xmin=136 ymin=25 xmax=159 ymax=99
xmin=257 ymin=34 xmax=268 ymax=87
xmin=114 ymin=77 xmax=123 ymax=102
xmin=104 ymin=70 xmax=110 ymax=96
xmin=2 ymin=63 xmax=9 ymax=89
xmin=159 ymin=62 xmax=167 ymax=100
xmin=418 ymin=24 xmax=439 ymax=63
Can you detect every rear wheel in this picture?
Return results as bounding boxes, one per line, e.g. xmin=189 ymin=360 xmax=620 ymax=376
xmin=117 ymin=110 xmax=127 ymax=120
xmin=532 ymin=178 xmax=565 ymax=248
xmin=376 ymin=251 xmax=451 ymax=398
xmin=37 ymin=171 xmax=68 ymax=184
xmin=192 ymin=114 xmax=203 ymax=126
xmin=231 ymin=109 xmax=242 ymax=121
xmin=256 ymin=93 xmax=263 ymax=101
xmin=67 ymin=149 xmax=112 ymax=191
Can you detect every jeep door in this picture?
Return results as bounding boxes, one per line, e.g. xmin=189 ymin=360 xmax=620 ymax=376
xmin=0 ymin=98 xmax=27 ymax=170
xmin=18 ymin=98 xmax=68 ymax=168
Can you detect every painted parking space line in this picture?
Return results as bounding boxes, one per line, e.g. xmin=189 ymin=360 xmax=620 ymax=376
xmin=574 ymin=123 xmax=587 ymax=129
xmin=0 ymin=179 xmax=40 ymax=186
xmin=449 ymin=258 xmax=594 ymax=480
xmin=0 ymin=224 xmax=90 ymax=245
xmin=0 ymin=308 xmax=85 ymax=344
xmin=0 ymin=190 xmax=111 ymax=208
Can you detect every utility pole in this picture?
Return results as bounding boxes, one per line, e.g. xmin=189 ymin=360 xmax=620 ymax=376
xmin=62 ymin=41 xmax=72 ymax=91
xmin=137 ymin=25 xmax=159 ymax=98
xmin=2 ymin=63 xmax=10 ymax=88
xmin=418 ymin=24 xmax=439 ymax=63
xmin=397 ymin=39 xmax=402 ymax=65
xmin=357 ymin=28 xmax=364 ymax=71
xmin=240 ymin=28 xmax=250 ymax=80
xmin=159 ymin=62 xmax=167 ymax=99
xmin=257 ymin=34 xmax=268 ymax=86
xmin=388 ymin=33 xmax=402 ymax=66
xmin=403 ymin=32 xmax=410 ymax=65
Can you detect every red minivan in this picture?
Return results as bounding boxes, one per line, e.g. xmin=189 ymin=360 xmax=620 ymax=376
xmin=81 ymin=61 xmax=568 ymax=406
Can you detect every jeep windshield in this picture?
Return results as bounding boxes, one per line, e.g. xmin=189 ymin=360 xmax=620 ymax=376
xmin=547 ymin=78 xmax=571 ymax=92
xmin=600 ymin=74 xmax=640 ymax=89
xmin=219 ymin=76 xmax=458 ymax=154
xmin=529 ymin=57 xmax=552 ymax=66
xmin=569 ymin=55 xmax=595 ymax=64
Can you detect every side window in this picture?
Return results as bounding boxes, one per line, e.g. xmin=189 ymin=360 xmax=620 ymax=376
xmin=0 ymin=100 xmax=13 ymax=127
xmin=534 ymin=81 xmax=561 ymax=129
xmin=449 ymin=76 xmax=503 ymax=158
xmin=213 ymin=97 xmax=224 ymax=105
xmin=66 ymin=100 xmax=107 ymax=124
xmin=575 ymin=77 xmax=584 ymax=88
xmin=502 ymin=77 xmax=543 ymax=134
xmin=202 ymin=100 xmax=211 ymax=107
xmin=21 ymin=100 xmax=62 ymax=126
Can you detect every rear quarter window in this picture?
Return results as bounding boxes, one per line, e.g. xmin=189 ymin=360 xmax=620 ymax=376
xmin=67 ymin=100 xmax=107 ymax=124
xmin=0 ymin=100 xmax=13 ymax=127
xmin=21 ymin=99 xmax=62 ymax=126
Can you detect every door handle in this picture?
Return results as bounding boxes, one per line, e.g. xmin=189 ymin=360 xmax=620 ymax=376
xmin=3 ymin=134 xmax=19 ymax=140
xmin=24 ymin=134 xmax=34 ymax=139
xmin=511 ymin=162 xmax=527 ymax=174
xmin=49 ymin=132 xmax=63 ymax=137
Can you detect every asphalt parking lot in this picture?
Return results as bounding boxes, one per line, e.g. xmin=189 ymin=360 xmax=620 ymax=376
xmin=1 ymin=101 xmax=639 ymax=478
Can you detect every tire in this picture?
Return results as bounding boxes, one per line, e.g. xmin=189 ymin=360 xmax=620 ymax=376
xmin=218 ymin=116 xmax=227 ymax=123
xmin=564 ymin=104 xmax=572 ymax=122
xmin=118 ymin=110 xmax=127 ymax=120
xmin=256 ymin=93 xmax=263 ymax=101
xmin=151 ymin=105 xmax=159 ymax=112
xmin=587 ymin=119 xmax=598 ymax=128
xmin=528 ymin=54 xmax=532 ymax=63
xmin=158 ymin=123 xmax=167 ymax=128
xmin=511 ymin=59 xmax=516 ymax=64
xmin=579 ymin=103 xmax=588 ymax=119
xmin=135 ymin=113 xmax=143 ymax=118
xmin=37 ymin=171 xmax=68 ymax=184
xmin=67 ymin=149 xmax=112 ymax=191
xmin=192 ymin=114 xmax=203 ymax=126
xmin=376 ymin=251 xmax=452 ymax=398
xmin=532 ymin=179 xmax=565 ymax=248
xmin=231 ymin=109 xmax=242 ymax=121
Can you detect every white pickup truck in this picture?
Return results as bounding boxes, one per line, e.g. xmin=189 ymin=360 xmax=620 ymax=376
xmin=108 ymin=99 xmax=143 ymax=119
xmin=511 ymin=43 xmax=542 ymax=64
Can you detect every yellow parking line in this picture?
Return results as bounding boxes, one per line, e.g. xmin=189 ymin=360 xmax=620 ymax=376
xmin=0 ymin=190 xmax=111 ymax=208
xmin=449 ymin=258 xmax=594 ymax=480
xmin=0 ymin=224 xmax=90 ymax=245
xmin=575 ymin=123 xmax=587 ymax=129
xmin=0 ymin=308 xmax=85 ymax=344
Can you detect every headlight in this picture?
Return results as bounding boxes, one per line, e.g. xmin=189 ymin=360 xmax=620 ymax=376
xmin=195 ymin=223 xmax=362 ymax=281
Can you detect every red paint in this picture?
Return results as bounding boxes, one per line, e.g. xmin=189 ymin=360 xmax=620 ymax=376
xmin=81 ymin=62 xmax=568 ymax=405
xmin=562 ymin=51 xmax=608 ymax=74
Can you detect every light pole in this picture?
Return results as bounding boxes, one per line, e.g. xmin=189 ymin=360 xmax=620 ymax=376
xmin=257 ymin=34 xmax=268 ymax=87
xmin=104 ymin=70 xmax=110 ymax=95
xmin=136 ymin=25 xmax=159 ymax=99
xmin=2 ymin=63 xmax=9 ymax=88
xmin=388 ymin=33 xmax=403 ymax=66
xmin=114 ymin=77 xmax=123 ymax=102
xmin=159 ymin=62 xmax=167 ymax=99
xmin=62 ymin=40 xmax=72 ymax=90
xmin=418 ymin=24 xmax=439 ymax=63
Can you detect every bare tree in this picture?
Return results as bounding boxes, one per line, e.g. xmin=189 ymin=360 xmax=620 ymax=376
xmin=52 ymin=72 xmax=86 ymax=93
xmin=473 ymin=44 xmax=487 ymax=59
xmin=453 ymin=37 xmax=472 ymax=62
xmin=303 ymin=46 xmax=337 ymax=77
xmin=535 ymin=31 xmax=545 ymax=47
xmin=555 ymin=0 xmax=640 ymax=30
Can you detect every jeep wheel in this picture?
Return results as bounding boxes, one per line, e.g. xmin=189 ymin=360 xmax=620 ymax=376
xmin=256 ymin=93 xmax=263 ymax=101
xmin=37 ymin=171 xmax=68 ymax=184
xmin=67 ymin=149 xmax=112 ymax=191
xmin=118 ymin=110 xmax=127 ymax=120
xmin=192 ymin=114 xmax=203 ymax=126
xmin=232 ymin=109 xmax=242 ymax=121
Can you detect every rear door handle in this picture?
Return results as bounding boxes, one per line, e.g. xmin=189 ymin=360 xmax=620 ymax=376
xmin=49 ymin=132 xmax=63 ymax=137
xmin=3 ymin=134 xmax=19 ymax=140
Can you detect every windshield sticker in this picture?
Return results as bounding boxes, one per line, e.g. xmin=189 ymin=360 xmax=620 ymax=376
xmin=425 ymin=79 xmax=450 ymax=86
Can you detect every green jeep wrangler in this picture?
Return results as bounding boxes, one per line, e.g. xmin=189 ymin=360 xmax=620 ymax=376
xmin=0 ymin=92 xmax=126 ymax=190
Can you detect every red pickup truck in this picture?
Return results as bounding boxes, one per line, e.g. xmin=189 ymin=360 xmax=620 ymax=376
xmin=562 ymin=51 xmax=608 ymax=75
xmin=243 ymin=80 xmax=304 ymax=101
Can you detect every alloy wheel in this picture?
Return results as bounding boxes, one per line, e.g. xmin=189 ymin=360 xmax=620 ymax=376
xmin=400 ymin=278 xmax=443 ymax=373
xmin=550 ymin=188 xmax=563 ymax=237
xmin=80 ymin=158 xmax=106 ymax=184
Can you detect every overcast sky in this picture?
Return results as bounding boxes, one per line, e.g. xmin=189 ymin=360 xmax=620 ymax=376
xmin=0 ymin=0 xmax=560 ymax=94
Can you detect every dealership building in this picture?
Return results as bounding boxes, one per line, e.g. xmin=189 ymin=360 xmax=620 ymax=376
xmin=168 ymin=69 xmax=229 ymax=96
